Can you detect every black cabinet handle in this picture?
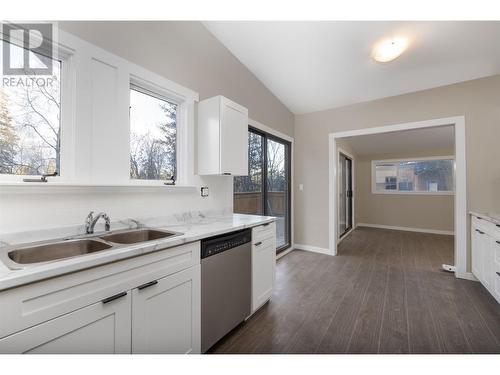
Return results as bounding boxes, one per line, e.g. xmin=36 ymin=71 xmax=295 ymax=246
xmin=255 ymin=241 xmax=263 ymax=246
xmin=496 ymin=224 xmax=500 ymax=228
xmin=222 ymin=172 xmax=232 ymax=175
xmin=475 ymin=229 xmax=485 ymax=234
xmin=102 ymin=291 xmax=127 ymax=304
xmin=137 ymin=280 xmax=158 ymax=290
xmin=497 ymin=272 xmax=500 ymax=277
xmin=262 ymin=223 xmax=270 ymax=227
xmin=496 ymin=241 xmax=500 ymax=245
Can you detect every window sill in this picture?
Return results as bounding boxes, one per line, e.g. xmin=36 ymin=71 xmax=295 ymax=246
xmin=371 ymin=190 xmax=455 ymax=196
xmin=0 ymin=182 xmax=197 ymax=194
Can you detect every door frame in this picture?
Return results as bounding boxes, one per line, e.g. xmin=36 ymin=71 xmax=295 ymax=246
xmin=337 ymin=148 xmax=355 ymax=243
xmin=248 ymin=118 xmax=294 ymax=256
xmin=328 ymin=116 xmax=470 ymax=280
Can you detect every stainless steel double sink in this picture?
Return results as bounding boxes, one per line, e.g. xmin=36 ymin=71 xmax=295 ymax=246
xmin=1 ymin=228 xmax=182 ymax=270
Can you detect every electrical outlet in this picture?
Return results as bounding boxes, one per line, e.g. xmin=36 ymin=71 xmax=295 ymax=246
xmin=201 ymin=186 xmax=209 ymax=197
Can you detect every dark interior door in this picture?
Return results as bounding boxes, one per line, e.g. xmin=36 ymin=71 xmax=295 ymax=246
xmin=339 ymin=153 xmax=353 ymax=238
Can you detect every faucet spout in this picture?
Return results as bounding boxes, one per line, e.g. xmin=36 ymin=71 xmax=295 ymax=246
xmin=85 ymin=211 xmax=111 ymax=234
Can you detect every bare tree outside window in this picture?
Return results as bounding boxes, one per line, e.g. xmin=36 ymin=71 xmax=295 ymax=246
xmin=0 ymin=43 xmax=61 ymax=176
xmin=129 ymin=88 xmax=177 ymax=181
xmin=234 ymin=131 xmax=263 ymax=193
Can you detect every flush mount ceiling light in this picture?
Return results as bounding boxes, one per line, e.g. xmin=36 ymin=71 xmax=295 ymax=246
xmin=372 ymin=37 xmax=409 ymax=63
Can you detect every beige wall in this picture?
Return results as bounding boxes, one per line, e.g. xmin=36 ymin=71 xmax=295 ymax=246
xmin=354 ymin=149 xmax=455 ymax=232
xmin=295 ymin=75 xmax=500 ymax=255
xmin=59 ymin=21 xmax=294 ymax=137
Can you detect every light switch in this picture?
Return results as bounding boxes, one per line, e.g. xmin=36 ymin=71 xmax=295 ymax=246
xmin=299 ymin=184 xmax=304 ymax=191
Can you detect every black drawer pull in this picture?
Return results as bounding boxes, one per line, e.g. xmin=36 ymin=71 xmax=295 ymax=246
xmin=497 ymin=272 xmax=500 ymax=277
xmin=496 ymin=224 xmax=500 ymax=228
xmin=262 ymin=223 xmax=270 ymax=227
xmin=476 ymin=229 xmax=485 ymax=234
xmin=137 ymin=280 xmax=158 ymax=290
xmin=102 ymin=291 xmax=127 ymax=304
xmin=496 ymin=241 xmax=500 ymax=245
xmin=255 ymin=241 xmax=263 ymax=246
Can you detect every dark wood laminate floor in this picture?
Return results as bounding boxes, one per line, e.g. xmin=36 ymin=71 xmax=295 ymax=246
xmin=210 ymin=227 xmax=500 ymax=354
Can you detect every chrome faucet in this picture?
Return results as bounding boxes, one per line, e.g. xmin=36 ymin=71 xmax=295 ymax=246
xmin=85 ymin=211 xmax=111 ymax=234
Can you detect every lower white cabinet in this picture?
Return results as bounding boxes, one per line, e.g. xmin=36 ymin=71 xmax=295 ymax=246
xmin=0 ymin=242 xmax=201 ymax=354
xmin=132 ymin=265 xmax=201 ymax=354
xmin=471 ymin=215 xmax=500 ymax=304
xmin=0 ymin=292 xmax=132 ymax=354
xmin=251 ymin=222 xmax=276 ymax=313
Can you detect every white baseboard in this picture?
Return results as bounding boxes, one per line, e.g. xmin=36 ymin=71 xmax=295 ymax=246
xmin=456 ymin=271 xmax=478 ymax=281
xmin=294 ymin=243 xmax=332 ymax=255
xmin=356 ymin=223 xmax=454 ymax=236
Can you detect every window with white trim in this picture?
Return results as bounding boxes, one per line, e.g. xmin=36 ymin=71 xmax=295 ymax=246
xmin=372 ymin=157 xmax=455 ymax=194
xmin=129 ymin=84 xmax=178 ymax=182
xmin=0 ymin=39 xmax=67 ymax=180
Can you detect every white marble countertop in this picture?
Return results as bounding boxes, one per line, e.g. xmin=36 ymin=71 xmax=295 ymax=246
xmin=0 ymin=213 xmax=275 ymax=291
xmin=470 ymin=211 xmax=500 ymax=226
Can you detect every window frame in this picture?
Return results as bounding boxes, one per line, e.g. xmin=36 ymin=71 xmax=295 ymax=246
xmin=0 ymin=32 xmax=76 ymax=183
xmin=371 ymin=155 xmax=455 ymax=195
xmin=128 ymin=75 xmax=187 ymax=185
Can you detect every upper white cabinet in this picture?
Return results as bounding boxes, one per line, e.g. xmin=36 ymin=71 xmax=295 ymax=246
xmin=198 ymin=96 xmax=249 ymax=176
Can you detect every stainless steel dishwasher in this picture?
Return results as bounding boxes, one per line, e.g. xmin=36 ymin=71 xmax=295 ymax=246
xmin=201 ymin=229 xmax=252 ymax=353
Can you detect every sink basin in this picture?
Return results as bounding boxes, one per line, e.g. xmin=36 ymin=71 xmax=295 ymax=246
xmin=99 ymin=229 xmax=179 ymax=244
xmin=7 ymin=239 xmax=112 ymax=265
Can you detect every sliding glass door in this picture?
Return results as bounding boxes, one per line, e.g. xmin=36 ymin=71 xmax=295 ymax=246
xmin=234 ymin=127 xmax=291 ymax=253
xmin=338 ymin=152 xmax=353 ymax=237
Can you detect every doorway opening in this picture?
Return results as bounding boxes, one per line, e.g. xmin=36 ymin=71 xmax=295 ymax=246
xmin=328 ymin=116 xmax=469 ymax=280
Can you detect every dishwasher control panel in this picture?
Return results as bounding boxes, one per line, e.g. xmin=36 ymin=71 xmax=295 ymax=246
xmin=201 ymin=229 xmax=251 ymax=259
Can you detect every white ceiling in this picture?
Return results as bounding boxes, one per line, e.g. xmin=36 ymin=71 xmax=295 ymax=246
xmin=342 ymin=125 xmax=455 ymax=157
xmin=204 ymin=21 xmax=500 ymax=114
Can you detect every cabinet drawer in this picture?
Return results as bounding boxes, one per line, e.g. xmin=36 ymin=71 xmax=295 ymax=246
xmin=472 ymin=215 xmax=500 ymax=238
xmin=253 ymin=236 xmax=276 ymax=252
xmin=0 ymin=241 xmax=200 ymax=339
xmin=252 ymin=222 xmax=275 ymax=243
xmin=0 ymin=292 xmax=132 ymax=354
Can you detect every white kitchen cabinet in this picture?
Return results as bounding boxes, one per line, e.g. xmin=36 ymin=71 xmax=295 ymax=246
xmin=198 ymin=95 xmax=248 ymax=176
xmin=0 ymin=241 xmax=201 ymax=354
xmin=0 ymin=292 xmax=131 ymax=354
xmin=471 ymin=226 xmax=486 ymax=281
xmin=132 ymin=265 xmax=201 ymax=354
xmin=251 ymin=222 xmax=276 ymax=313
xmin=471 ymin=214 xmax=500 ymax=304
